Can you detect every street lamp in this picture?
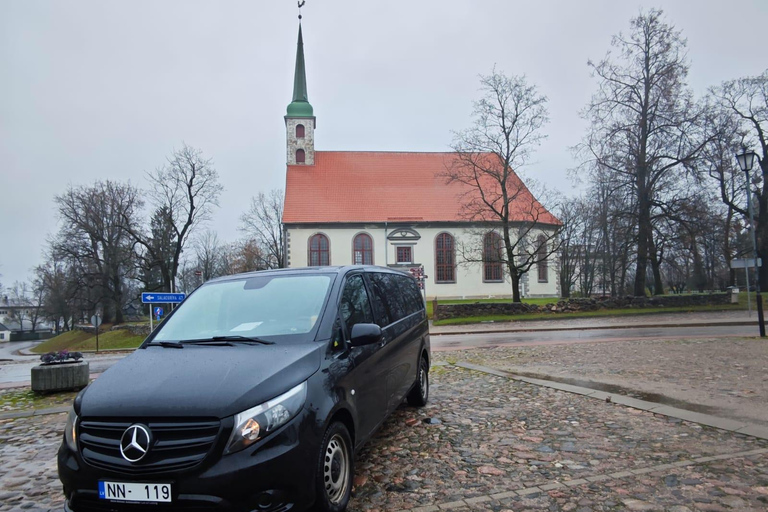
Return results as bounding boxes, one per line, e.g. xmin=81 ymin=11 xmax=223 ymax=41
xmin=736 ymin=148 xmax=765 ymax=337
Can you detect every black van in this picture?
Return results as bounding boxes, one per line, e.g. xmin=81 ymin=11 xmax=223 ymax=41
xmin=58 ymin=266 xmax=430 ymax=512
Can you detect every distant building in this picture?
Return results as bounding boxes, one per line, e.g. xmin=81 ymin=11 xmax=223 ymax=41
xmin=281 ymin=24 xmax=560 ymax=299
xmin=0 ymin=322 xmax=10 ymax=341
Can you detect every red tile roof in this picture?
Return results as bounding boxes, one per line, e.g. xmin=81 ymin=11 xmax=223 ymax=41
xmin=283 ymin=151 xmax=560 ymax=225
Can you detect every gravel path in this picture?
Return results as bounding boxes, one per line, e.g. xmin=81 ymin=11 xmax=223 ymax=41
xmin=451 ymin=337 xmax=768 ymax=427
xmin=2 ymin=363 xmax=766 ymax=512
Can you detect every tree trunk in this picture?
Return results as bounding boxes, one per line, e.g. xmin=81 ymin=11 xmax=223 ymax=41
xmin=758 ymin=157 xmax=768 ymax=292
xmin=511 ymin=273 xmax=521 ymax=302
xmin=635 ymin=191 xmax=651 ymax=296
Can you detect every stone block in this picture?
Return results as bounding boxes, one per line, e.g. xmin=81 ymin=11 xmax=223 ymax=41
xmin=31 ymin=361 xmax=89 ymax=392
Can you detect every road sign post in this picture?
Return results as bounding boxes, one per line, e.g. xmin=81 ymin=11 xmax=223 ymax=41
xmin=142 ymin=293 xmax=185 ymax=332
xmin=90 ymin=315 xmax=101 ymax=353
xmin=730 ymin=259 xmax=763 ymax=318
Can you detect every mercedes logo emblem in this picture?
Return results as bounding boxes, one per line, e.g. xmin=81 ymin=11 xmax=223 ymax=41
xmin=119 ymin=424 xmax=152 ymax=463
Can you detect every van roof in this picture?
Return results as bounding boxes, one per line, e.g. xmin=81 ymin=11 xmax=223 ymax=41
xmin=205 ymin=265 xmax=411 ymax=285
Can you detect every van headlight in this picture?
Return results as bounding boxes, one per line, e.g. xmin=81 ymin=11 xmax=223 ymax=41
xmin=225 ymin=381 xmax=307 ymax=454
xmin=64 ymin=408 xmax=78 ymax=452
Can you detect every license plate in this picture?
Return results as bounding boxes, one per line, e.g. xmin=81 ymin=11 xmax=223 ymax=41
xmin=99 ymin=481 xmax=172 ymax=503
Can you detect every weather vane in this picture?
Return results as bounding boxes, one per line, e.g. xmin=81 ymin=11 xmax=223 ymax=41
xmin=298 ymin=1 xmax=305 ymax=20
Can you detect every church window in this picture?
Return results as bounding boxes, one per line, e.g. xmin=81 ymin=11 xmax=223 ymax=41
xmin=296 ymin=124 xmax=305 ymax=138
xmin=296 ymin=149 xmax=305 ymax=163
xmin=483 ymin=232 xmax=503 ymax=282
xmin=537 ymin=235 xmax=548 ymax=282
xmin=435 ymin=233 xmax=455 ymax=283
xmin=396 ymin=246 xmax=413 ymax=264
xmin=353 ymin=233 xmax=373 ymax=265
xmin=309 ymin=234 xmax=330 ymax=266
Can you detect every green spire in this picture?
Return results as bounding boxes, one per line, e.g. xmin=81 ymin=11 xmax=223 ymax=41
xmin=286 ymin=24 xmax=314 ymax=117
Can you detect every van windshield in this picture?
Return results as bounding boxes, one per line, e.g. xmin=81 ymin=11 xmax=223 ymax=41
xmin=153 ymin=274 xmax=333 ymax=342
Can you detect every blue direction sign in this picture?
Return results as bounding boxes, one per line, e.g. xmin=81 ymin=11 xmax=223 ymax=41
xmin=142 ymin=293 xmax=186 ymax=304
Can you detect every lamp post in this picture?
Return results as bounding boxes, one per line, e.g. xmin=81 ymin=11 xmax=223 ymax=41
xmin=736 ymin=149 xmax=766 ymax=337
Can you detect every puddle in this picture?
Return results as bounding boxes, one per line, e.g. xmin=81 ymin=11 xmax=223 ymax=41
xmin=511 ymin=371 xmax=723 ymax=415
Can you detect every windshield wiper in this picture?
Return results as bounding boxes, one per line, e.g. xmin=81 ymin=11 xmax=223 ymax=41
xmin=143 ymin=341 xmax=184 ymax=349
xmin=180 ymin=335 xmax=275 ymax=345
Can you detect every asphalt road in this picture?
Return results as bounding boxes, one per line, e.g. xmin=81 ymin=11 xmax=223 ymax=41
xmin=0 ymin=352 xmax=125 ymax=387
xmin=430 ymin=324 xmax=758 ymax=351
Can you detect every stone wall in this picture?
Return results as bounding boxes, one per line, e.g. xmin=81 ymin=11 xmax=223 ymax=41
xmin=109 ymin=323 xmax=151 ymax=336
xmin=434 ymin=293 xmax=730 ymax=320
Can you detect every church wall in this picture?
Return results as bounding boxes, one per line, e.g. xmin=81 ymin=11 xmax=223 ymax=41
xmin=285 ymin=225 xmax=560 ymax=299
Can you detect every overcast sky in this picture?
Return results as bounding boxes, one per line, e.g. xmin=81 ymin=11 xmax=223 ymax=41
xmin=1 ymin=0 xmax=767 ymax=287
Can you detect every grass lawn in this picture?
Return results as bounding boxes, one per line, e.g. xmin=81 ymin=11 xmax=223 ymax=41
xmin=32 ymin=328 xmax=146 ymax=354
xmin=0 ymin=388 xmax=77 ymax=412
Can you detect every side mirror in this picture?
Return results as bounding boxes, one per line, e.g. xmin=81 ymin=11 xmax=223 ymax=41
xmin=349 ymin=323 xmax=382 ymax=347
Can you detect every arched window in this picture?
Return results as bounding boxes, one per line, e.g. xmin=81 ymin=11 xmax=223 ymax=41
xmin=309 ymin=234 xmax=330 ymax=266
xmin=483 ymin=232 xmax=503 ymax=282
xmin=296 ymin=124 xmax=305 ymax=138
xmin=353 ymin=233 xmax=373 ymax=265
xmin=296 ymin=149 xmax=306 ymax=163
xmin=435 ymin=233 xmax=455 ymax=283
xmin=537 ymin=234 xmax=548 ymax=282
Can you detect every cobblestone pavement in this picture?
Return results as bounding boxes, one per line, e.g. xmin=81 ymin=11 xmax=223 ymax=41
xmin=0 ymin=413 xmax=65 ymax=511
xmin=1 ymin=363 xmax=767 ymax=511
xmin=450 ymin=337 xmax=768 ymax=427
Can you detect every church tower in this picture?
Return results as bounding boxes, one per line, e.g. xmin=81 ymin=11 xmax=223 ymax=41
xmin=286 ymin=24 xmax=315 ymax=165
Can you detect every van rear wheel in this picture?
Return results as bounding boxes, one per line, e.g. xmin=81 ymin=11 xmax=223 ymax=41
xmin=407 ymin=356 xmax=429 ymax=406
xmin=314 ymin=422 xmax=353 ymax=512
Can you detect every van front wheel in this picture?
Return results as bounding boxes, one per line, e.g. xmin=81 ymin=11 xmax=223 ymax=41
xmin=315 ymin=422 xmax=353 ymax=512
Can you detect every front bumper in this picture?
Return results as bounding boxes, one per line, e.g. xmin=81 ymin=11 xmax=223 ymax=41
xmin=58 ymin=410 xmax=318 ymax=512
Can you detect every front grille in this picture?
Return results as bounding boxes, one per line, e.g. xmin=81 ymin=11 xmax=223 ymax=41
xmin=79 ymin=418 xmax=222 ymax=475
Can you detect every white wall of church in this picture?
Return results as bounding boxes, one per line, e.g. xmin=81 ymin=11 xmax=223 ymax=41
xmin=285 ymin=225 xmax=559 ymax=299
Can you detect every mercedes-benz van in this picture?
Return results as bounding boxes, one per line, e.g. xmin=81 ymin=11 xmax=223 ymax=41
xmin=58 ymin=266 xmax=430 ymax=512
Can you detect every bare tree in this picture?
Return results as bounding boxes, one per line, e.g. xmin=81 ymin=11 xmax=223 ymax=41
xmin=194 ymin=230 xmax=225 ymax=281
xmin=443 ymin=69 xmax=560 ymax=302
xmin=707 ymin=70 xmax=768 ymax=289
xmin=129 ymin=144 xmax=223 ymax=293
xmin=53 ymin=181 xmax=142 ymax=324
xmin=240 ymin=189 xmax=285 ymax=269
xmin=580 ymin=9 xmax=711 ymax=296
xmin=7 ymin=282 xmax=30 ymax=332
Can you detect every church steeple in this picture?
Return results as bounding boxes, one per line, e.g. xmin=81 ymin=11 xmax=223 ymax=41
xmin=287 ymin=25 xmax=313 ymax=117
xmin=286 ymin=22 xmax=316 ymax=165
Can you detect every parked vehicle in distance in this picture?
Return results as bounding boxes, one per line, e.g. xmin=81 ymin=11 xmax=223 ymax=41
xmin=58 ymin=266 xmax=430 ymax=512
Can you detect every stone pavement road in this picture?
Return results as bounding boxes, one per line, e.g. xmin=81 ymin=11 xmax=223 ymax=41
xmin=450 ymin=337 xmax=768 ymax=428
xmin=2 ymin=359 xmax=767 ymax=511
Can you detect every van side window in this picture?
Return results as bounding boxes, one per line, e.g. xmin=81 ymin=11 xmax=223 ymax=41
xmin=367 ymin=273 xmax=409 ymax=326
xmin=339 ymin=275 xmax=374 ymax=337
xmin=396 ymin=275 xmax=424 ymax=315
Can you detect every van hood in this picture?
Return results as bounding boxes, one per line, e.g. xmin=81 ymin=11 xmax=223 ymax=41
xmin=78 ymin=342 xmax=322 ymax=419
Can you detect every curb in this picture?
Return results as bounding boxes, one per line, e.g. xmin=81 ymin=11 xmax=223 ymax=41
xmin=0 ymin=406 xmax=70 ymax=421
xmin=430 ymin=320 xmax=756 ymax=336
